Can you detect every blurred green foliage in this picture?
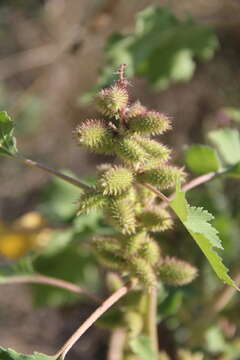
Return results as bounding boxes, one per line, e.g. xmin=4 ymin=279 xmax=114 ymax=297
xmin=81 ymin=6 xmax=218 ymax=104
xmin=0 ymin=347 xmax=54 ymax=360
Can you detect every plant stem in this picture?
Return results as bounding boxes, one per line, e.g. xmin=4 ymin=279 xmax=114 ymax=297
xmin=145 ymin=287 xmax=159 ymax=354
xmin=1 ymin=274 xmax=101 ymax=303
xmin=107 ymin=328 xmax=126 ymax=360
xmin=14 ymin=153 xmax=90 ymax=191
xmin=55 ymin=281 xmax=134 ymax=359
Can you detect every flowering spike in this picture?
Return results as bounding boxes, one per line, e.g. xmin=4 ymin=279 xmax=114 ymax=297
xmin=137 ymin=207 xmax=173 ymax=232
xmin=115 ymin=137 xmax=148 ymax=164
xmin=129 ymin=111 xmax=171 ymax=135
xmin=137 ymin=166 xmax=186 ymax=189
xmin=129 ymin=257 xmax=157 ymax=287
xmin=98 ymin=166 xmax=134 ymax=196
xmin=107 ymin=197 xmax=136 ymax=234
xmin=126 ymin=101 xmax=146 ymax=119
xmin=75 ymin=120 xmax=114 ymax=153
xmin=136 ymin=137 xmax=171 ymax=162
xmin=138 ymin=238 xmax=161 ymax=265
xmin=77 ymin=190 xmax=107 ymax=215
xmin=158 ymin=257 xmax=198 ymax=285
xmin=96 ymin=85 xmax=128 ymax=117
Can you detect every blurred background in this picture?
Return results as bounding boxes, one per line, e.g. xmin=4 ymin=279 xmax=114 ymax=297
xmin=0 ymin=1 xmax=240 ymax=359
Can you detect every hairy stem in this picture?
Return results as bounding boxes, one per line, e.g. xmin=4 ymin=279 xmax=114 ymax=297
xmin=14 ymin=153 xmax=90 ymax=191
xmin=55 ymin=281 xmax=134 ymax=359
xmin=1 ymin=274 xmax=101 ymax=303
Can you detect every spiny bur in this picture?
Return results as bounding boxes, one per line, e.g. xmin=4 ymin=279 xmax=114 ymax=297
xmin=137 ymin=207 xmax=173 ymax=232
xmin=96 ymin=85 xmax=128 ymax=117
xmin=158 ymin=257 xmax=198 ymax=286
xmin=107 ymin=197 xmax=136 ymax=235
xmin=77 ymin=190 xmax=107 ymax=215
xmin=75 ymin=120 xmax=114 ymax=153
xmin=115 ymin=136 xmax=148 ymax=165
xmin=138 ymin=166 xmax=186 ymax=190
xmin=93 ymin=236 xmax=126 ymax=269
xmin=129 ymin=257 xmax=157 ymax=287
xmin=129 ymin=110 xmax=171 ymax=135
xmin=138 ymin=237 xmax=161 ymax=265
xmin=127 ymin=101 xmax=146 ymax=118
xmin=98 ymin=166 xmax=134 ymax=196
xmin=135 ymin=137 xmax=171 ymax=161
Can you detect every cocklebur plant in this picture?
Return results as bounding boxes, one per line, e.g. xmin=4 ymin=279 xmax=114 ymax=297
xmin=0 ymin=65 xmax=239 ymax=360
xmin=75 ymin=66 xmax=188 ymax=289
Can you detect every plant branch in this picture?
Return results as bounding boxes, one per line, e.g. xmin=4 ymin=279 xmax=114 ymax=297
xmin=1 ymin=274 xmax=101 ymax=303
xmin=14 ymin=153 xmax=90 ymax=191
xmin=55 ymin=281 xmax=134 ymax=359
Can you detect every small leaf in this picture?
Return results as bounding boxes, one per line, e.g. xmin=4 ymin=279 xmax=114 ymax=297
xmin=170 ymin=185 xmax=238 ymax=289
xmin=208 ymin=128 xmax=240 ymax=165
xmin=0 ymin=111 xmax=17 ymax=156
xmin=0 ymin=347 xmax=55 ymax=360
xmin=185 ymin=145 xmax=221 ymax=174
xmin=130 ymin=336 xmax=157 ymax=360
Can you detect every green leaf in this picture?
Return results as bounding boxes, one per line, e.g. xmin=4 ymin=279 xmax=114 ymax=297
xmin=130 ymin=336 xmax=157 ymax=360
xmin=185 ymin=145 xmax=221 ymax=174
xmin=0 ymin=111 xmax=17 ymax=156
xmin=208 ymin=128 xmax=240 ymax=165
xmin=38 ymin=170 xmax=82 ymax=221
xmin=0 ymin=347 xmax=55 ymax=360
xmin=170 ymin=185 xmax=238 ymax=289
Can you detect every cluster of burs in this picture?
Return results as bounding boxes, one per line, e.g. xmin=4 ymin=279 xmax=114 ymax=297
xmin=75 ymin=74 xmax=197 ymax=289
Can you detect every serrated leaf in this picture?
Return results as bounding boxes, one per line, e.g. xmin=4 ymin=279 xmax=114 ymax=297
xmin=208 ymin=128 xmax=240 ymax=165
xmin=185 ymin=206 xmax=222 ymax=249
xmin=0 ymin=347 xmax=55 ymax=360
xmin=0 ymin=111 xmax=17 ymax=156
xmin=185 ymin=145 xmax=221 ymax=174
xmin=130 ymin=336 xmax=157 ymax=360
xmin=170 ymin=185 xmax=238 ymax=289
